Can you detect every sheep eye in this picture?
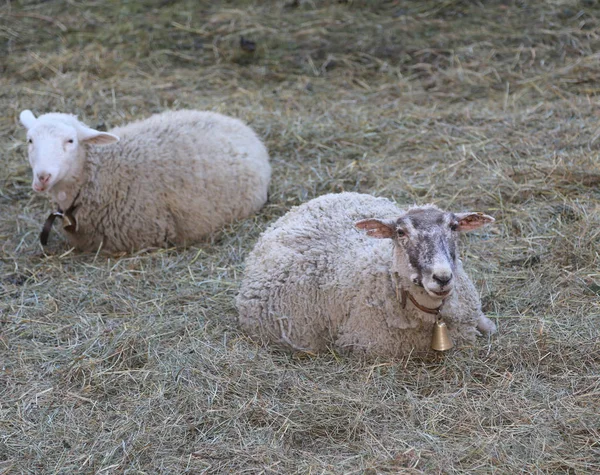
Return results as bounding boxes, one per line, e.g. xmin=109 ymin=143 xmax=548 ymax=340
xmin=397 ymin=229 xmax=406 ymax=237
xmin=67 ymin=139 xmax=74 ymax=144
xmin=450 ymin=222 xmax=459 ymax=231
xmin=28 ymin=138 xmax=33 ymax=144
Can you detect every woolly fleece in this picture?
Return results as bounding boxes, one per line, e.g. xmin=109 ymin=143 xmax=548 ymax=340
xmin=237 ymin=192 xmax=493 ymax=358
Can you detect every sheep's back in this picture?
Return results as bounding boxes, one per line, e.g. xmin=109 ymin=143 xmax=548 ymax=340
xmin=110 ymin=109 xmax=271 ymax=224
xmin=262 ymin=192 xmax=400 ymax=248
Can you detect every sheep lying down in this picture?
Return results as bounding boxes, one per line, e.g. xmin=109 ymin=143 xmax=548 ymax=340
xmin=19 ymin=109 xmax=271 ymax=253
xmin=237 ymin=192 xmax=497 ymax=358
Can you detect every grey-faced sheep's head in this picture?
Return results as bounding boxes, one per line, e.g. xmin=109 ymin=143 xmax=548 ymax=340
xmin=19 ymin=110 xmax=119 ymax=193
xmin=356 ymin=206 xmax=494 ymax=299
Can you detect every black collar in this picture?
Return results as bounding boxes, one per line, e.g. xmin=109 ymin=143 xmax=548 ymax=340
xmin=40 ymin=191 xmax=80 ymax=246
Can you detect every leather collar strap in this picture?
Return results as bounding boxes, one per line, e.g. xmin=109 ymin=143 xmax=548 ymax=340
xmin=40 ymin=193 xmax=79 ymax=246
xmin=401 ymin=288 xmax=444 ymax=315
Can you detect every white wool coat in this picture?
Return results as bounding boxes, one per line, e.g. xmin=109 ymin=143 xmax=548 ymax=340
xmin=49 ymin=110 xmax=271 ymax=252
xmin=237 ymin=192 xmax=487 ymax=358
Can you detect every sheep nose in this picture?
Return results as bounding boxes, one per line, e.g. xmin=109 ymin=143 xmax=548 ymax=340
xmin=432 ymin=272 xmax=453 ymax=286
xmin=37 ymin=172 xmax=51 ymax=184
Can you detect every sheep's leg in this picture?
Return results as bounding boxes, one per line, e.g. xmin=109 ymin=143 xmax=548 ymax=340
xmin=476 ymin=313 xmax=497 ymax=335
xmin=276 ymin=315 xmax=307 ymax=351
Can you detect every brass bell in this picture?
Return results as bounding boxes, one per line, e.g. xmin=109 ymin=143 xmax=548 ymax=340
xmin=431 ymin=317 xmax=453 ymax=351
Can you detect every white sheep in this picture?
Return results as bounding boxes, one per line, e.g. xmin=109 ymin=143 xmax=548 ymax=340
xmin=19 ymin=109 xmax=271 ymax=252
xmin=237 ymin=192 xmax=497 ymax=358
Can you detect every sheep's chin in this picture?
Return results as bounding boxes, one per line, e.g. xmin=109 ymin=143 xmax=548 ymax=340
xmin=32 ymin=183 xmax=52 ymax=193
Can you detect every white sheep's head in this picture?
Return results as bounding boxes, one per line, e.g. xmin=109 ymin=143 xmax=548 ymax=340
xmin=356 ymin=206 xmax=494 ymax=299
xmin=19 ymin=110 xmax=119 ymax=193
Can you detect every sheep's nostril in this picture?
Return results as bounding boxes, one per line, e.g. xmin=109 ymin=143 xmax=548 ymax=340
xmin=432 ymin=273 xmax=452 ymax=286
xmin=37 ymin=173 xmax=51 ymax=184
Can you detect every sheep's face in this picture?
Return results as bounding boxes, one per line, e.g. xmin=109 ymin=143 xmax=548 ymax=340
xmin=19 ymin=110 xmax=119 ymax=194
xmin=356 ymin=206 xmax=494 ymax=299
xmin=24 ymin=121 xmax=82 ymax=193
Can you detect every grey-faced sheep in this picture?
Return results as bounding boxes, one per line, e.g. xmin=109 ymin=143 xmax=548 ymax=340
xmin=236 ymin=192 xmax=497 ymax=358
xmin=19 ymin=109 xmax=271 ymax=253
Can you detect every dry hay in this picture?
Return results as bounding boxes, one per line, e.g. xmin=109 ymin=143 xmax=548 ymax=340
xmin=1 ymin=0 xmax=599 ymax=473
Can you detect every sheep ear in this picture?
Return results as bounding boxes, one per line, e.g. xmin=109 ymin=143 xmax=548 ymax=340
xmin=355 ymin=218 xmax=397 ymax=239
xmin=20 ymin=110 xmax=37 ymax=129
xmin=79 ymin=126 xmax=120 ymax=145
xmin=455 ymin=212 xmax=495 ymax=232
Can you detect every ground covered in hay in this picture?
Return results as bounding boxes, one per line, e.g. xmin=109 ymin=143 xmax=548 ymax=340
xmin=1 ymin=0 xmax=599 ymax=473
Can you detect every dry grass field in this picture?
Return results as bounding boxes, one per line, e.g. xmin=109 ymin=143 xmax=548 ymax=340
xmin=1 ymin=0 xmax=600 ymax=473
